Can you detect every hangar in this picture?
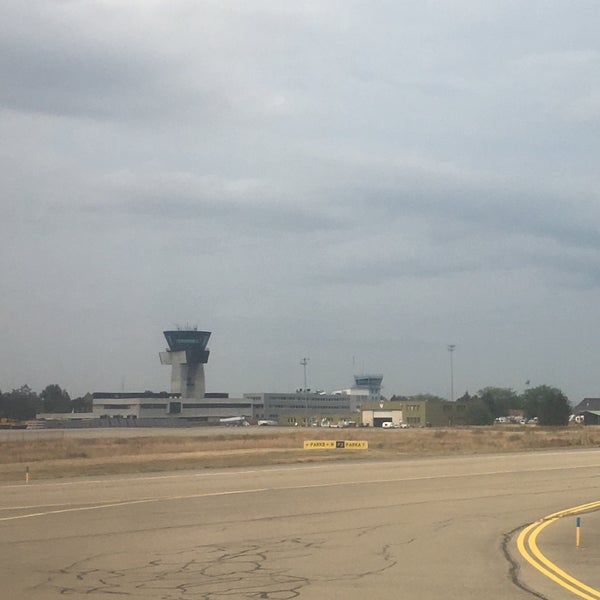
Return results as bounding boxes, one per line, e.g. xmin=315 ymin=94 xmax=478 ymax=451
xmin=361 ymin=398 xmax=469 ymax=428
xmin=581 ymin=411 xmax=600 ymax=425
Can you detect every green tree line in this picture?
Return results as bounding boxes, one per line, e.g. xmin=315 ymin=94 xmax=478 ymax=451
xmin=458 ymin=385 xmax=571 ymax=426
xmin=0 ymin=383 xmax=573 ymax=425
xmin=391 ymin=385 xmax=572 ymax=426
xmin=0 ymin=385 xmax=92 ymax=421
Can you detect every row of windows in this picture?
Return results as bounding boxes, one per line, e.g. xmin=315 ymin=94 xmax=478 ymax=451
xmin=266 ymin=400 xmax=351 ymax=406
xmin=182 ymin=403 xmax=255 ymax=409
xmin=100 ymin=403 xmax=261 ymax=410
xmin=268 ymin=404 xmax=349 ymax=410
xmin=251 ymin=395 xmax=351 ymax=403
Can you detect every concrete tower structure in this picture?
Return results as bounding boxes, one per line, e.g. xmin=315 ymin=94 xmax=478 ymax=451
xmin=159 ymin=329 xmax=211 ymax=399
xmin=354 ymin=374 xmax=383 ymax=400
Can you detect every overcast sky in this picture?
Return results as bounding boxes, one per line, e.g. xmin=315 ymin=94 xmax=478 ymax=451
xmin=2 ymin=1 xmax=600 ymax=403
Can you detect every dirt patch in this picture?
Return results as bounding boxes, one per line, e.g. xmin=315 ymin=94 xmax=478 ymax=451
xmin=2 ymin=425 xmax=599 ymax=483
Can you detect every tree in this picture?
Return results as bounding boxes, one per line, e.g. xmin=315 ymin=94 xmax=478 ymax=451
xmin=40 ymin=384 xmax=72 ymax=413
xmin=71 ymin=393 xmax=93 ymax=413
xmin=0 ymin=385 xmax=42 ymax=420
xmin=408 ymin=394 xmax=447 ymax=403
xmin=464 ymin=397 xmax=494 ymax=425
xmin=522 ymin=385 xmax=571 ymax=426
xmin=477 ymin=387 xmax=522 ymax=420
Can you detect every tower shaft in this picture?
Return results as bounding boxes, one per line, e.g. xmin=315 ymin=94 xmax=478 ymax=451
xmin=160 ymin=329 xmax=211 ymax=400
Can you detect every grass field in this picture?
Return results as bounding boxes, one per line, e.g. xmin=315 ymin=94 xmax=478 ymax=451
xmin=1 ymin=425 xmax=599 ymax=483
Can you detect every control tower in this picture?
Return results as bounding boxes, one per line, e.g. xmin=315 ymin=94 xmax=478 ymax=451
xmin=354 ymin=374 xmax=383 ymax=400
xmin=159 ymin=329 xmax=211 ymax=399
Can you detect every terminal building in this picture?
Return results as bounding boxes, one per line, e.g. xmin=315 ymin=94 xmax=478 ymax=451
xmin=242 ymin=374 xmax=384 ymax=426
xmin=90 ymin=328 xmax=260 ymax=424
xmin=34 ymin=326 xmax=471 ymax=428
xmin=40 ymin=327 xmax=388 ymax=427
xmin=89 ymin=328 xmax=383 ymax=426
xmin=91 ymin=391 xmax=262 ymax=422
xmin=243 ymin=391 xmax=364 ymax=427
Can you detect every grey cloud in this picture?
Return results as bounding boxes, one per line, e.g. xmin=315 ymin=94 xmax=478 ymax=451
xmin=0 ymin=40 xmax=158 ymax=119
xmin=0 ymin=3 xmax=227 ymax=122
xmin=117 ymin=197 xmax=345 ymax=235
xmin=79 ymin=184 xmax=348 ymax=235
xmin=362 ymin=183 xmax=600 ymax=252
xmin=314 ymin=255 xmax=481 ymax=287
xmin=3 ymin=1 xmax=600 ymax=402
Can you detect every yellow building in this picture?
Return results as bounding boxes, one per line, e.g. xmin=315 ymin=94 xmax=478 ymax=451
xmin=361 ymin=398 xmax=468 ymax=428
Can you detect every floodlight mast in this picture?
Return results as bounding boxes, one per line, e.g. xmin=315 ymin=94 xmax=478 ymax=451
xmin=300 ymin=357 xmax=309 ymax=426
xmin=447 ymin=344 xmax=456 ymax=402
xmin=300 ymin=357 xmax=309 ymax=392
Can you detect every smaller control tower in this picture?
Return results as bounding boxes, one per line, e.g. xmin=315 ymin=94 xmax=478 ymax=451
xmin=160 ymin=328 xmax=211 ymax=399
xmin=354 ymin=374 xmax=383 ymax=400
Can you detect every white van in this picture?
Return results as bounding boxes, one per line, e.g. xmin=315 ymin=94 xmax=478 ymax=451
xmin=381 ymin=421 xmax=395 ymax=429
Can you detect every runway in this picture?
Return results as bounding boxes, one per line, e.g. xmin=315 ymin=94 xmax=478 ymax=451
xmin=2 ymin=449 xmax=600 ymax=599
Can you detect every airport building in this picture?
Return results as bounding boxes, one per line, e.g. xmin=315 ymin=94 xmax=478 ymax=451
xmin=35 ymin=325 xmax=474 ymax=428
xmin=89 ymin=328 xmax=260 ymax=424
xmin=91 ymin=391 xmax=262 ymax=422
xmin=243 ymin=391 xmax=364 ymax=426
xmin=89 ymin=327 xmax=381 ymax=426
xmin=361 ymin=398 xmax=469 ymax=428
xmin=39 ymin=327 xmax=389 ymax=427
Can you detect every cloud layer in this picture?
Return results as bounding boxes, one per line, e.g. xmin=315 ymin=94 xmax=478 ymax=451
xmin=2 ymin=1 xmax=600 ymax=402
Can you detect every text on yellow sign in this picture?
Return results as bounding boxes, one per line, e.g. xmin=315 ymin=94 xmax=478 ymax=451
xmin=303 ymin=440 xmax=368 ymax=450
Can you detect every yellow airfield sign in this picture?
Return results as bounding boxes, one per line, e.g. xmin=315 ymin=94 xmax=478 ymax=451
xmin=304 ymin=440 xmax=368 ymax=450
xmin=343 ymin=441 xmax=368 ymax=449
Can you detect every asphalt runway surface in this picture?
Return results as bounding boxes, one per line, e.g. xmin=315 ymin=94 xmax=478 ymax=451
xmin=2 ymin=449 xmax=600 ymax=599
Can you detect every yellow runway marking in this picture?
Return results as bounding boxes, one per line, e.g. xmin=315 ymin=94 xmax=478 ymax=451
xmin=517 ymin=500 xmax=600 ymax=599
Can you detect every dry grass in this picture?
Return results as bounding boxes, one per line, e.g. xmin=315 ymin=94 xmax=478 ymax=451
xmin=2 ymin=425 xmax=599 ymax=483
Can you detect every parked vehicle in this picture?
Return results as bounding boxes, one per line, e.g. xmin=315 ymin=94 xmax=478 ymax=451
xmin=0 ymin=418 xmax=27 ymax=430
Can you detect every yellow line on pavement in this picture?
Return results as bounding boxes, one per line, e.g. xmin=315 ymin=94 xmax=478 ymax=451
xmin=517 ymin=500 xmax=600 ymax=599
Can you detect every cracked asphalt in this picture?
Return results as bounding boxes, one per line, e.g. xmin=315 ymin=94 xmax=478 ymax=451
xmin=2 ymin=449 xmax=600 ymax=599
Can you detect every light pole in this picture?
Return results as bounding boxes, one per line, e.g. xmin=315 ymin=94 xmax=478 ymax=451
xmin=300 ymin=357 xmax=309 ymax=426
xmin=447 ymin=345 xmax=456 ymax=402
